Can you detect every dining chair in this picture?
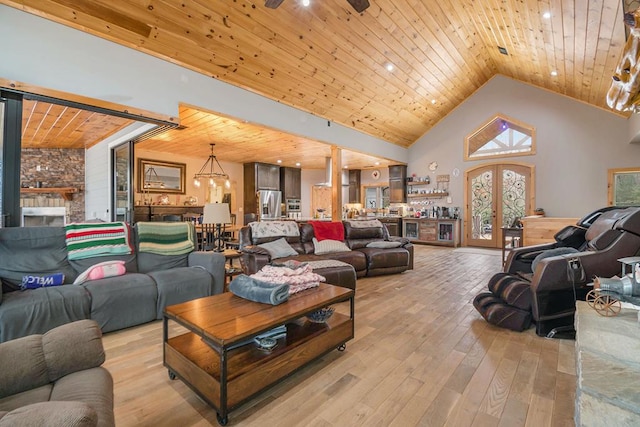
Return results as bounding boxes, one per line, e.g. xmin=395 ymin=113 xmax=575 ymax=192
xmin=222 ymin=214 xmax=240 ymax=250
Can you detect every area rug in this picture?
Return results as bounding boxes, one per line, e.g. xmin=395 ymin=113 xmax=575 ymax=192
xmin=453 ymin=247 xmax=501 ymax=256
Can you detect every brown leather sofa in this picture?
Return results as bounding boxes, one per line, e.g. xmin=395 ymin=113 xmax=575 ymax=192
xmin=474 ymin=206 xmax=640 ymax=337
xmin=239 ymin=220 xmax=414 ymax=289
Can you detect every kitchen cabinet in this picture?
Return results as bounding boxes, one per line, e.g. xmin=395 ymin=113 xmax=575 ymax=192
xmin=379 ymin=217 xmax=402 ymax=237
xmin=280 ymin=167 xmax=301 ymax=200
xmin=402 ymin=218 xmax=460 ymax=247
xmin=389 ymin=165 xmax=407 ymax=203
xmin=348 ymin=169 xmax=360 ymax=203
xmin=244 ymin=162 xmax=281 ymax=216
xmin=255 ymin=163 xmax=280 ymax=190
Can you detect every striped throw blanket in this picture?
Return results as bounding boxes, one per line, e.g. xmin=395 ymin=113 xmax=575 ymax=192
xmin=137 ymin=222 xmax=194 ymax=255
xmin=65 ymin=222 xmax=133 ymax=260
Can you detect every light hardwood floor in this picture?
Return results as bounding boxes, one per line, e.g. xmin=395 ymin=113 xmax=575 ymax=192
xmin=102 ymin=245 xmax=576 ymax=426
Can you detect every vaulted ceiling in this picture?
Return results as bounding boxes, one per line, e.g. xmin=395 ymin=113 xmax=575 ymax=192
xmin=3 ymin=0 xmax=630 ymax=165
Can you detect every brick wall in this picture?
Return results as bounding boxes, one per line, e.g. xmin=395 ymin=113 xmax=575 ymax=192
xmin=20 ymin=148 xmax=85 ymax=223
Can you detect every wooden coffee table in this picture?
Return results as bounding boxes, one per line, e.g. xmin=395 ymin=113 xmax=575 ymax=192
xmin=163 ymin=284 xmax=355 ymax=425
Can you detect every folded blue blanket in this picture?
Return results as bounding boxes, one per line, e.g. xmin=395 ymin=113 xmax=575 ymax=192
xmin=228 ymin=274 xmax=289 ymax=305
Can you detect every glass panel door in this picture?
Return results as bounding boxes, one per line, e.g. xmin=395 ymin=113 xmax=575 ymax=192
xmin=468 ymin=166 xmax=496 ymax=247
xmin=112 ymin=142 xmax=133 ymax=222
xmin=466 ymin=163 xmax=532 ymax=248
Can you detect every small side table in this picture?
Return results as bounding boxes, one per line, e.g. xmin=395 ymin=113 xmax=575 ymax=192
xmin=223 ymin=249 xmax=243 ymax=290
xmin=502 ymin=227 xmax=523 ymax=266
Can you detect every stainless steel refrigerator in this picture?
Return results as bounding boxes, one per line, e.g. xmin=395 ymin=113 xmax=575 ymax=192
xmin=257 ymin=190 xmax=282 ymax=220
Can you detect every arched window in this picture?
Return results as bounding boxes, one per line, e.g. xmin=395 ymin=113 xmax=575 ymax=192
xmin=465 ymin=114 xmax=535 ymax=161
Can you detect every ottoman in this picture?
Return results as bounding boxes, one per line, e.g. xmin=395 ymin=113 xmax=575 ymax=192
xmin=305 ymin=260 xmax=357 ymax=290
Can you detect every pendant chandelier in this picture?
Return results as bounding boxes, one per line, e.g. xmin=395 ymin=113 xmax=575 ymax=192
xmin=193 ymin=143 xmax=231 ymax=189
xmin=143 ymin=166 xmax=165 ymax=189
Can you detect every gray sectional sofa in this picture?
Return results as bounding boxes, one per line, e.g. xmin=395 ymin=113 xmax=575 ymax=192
xmin=0 ymin=224 xmax=226 ymax=343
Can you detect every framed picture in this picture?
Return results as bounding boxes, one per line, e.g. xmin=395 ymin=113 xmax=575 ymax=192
xmin=137 ymin=158 xmax=186 ymax=194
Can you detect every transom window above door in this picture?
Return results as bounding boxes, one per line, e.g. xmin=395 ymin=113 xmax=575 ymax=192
xmin=465 ymin=114 xmax=536 ymax=161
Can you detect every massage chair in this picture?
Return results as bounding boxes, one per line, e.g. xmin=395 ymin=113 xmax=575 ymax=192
xmin=473 ymin=206 xmax=640 ymax=337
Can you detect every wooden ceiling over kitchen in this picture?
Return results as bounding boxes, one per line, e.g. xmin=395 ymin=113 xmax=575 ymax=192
xmin=137 ymin=104 xmax=395 ymax=170
xmin=2 ymin=0 xmax=628 ymax=151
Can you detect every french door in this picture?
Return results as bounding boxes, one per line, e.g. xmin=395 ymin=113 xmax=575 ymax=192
xmin=465 ymin=163 xmax=533 ymax=248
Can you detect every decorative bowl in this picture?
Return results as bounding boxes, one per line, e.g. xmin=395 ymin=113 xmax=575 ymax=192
xmin=306 ymin=306 xmax=335 ymax=323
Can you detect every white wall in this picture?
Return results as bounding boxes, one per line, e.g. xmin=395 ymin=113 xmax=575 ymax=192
xmin=0 ymin=5 xmax=407 ymax=164
xmin=85 ymin=122 xmax=157 ymax=220
xmin=408 ymin=75 xmax=640 ymax=218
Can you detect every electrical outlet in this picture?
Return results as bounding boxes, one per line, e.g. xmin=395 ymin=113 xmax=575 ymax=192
xmin=36 ymin=165 xmax=41 ymax=172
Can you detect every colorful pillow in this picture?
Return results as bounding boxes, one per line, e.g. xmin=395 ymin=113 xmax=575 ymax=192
xmin=309 ymin=221 xmax=345 ymax=241
xmin=258 ymin=238 xmax=299 ymax=258
xmin=366 ymin=241 xmax=403 ymax=249
xmin=312 ymin=238 xmax=351 ymax=255
xmin=73 ymin=260 xmax=126 ymax=285
xmin=65 ymin=222 xmax=133 ymax=260
xmin=20 ymin=273 xmax=65 ymax=290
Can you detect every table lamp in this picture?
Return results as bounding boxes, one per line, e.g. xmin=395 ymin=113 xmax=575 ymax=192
xmin=203 ymin=202 xmax=231 ymax=252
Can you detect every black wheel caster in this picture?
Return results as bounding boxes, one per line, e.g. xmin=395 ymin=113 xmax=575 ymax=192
xmin=337 ymin=344 xmax=346 ymax=351
xmin=216 ymin=413 xmax=228 ymax=426
xmin=168 ymin=370 xmax=176 ymax=380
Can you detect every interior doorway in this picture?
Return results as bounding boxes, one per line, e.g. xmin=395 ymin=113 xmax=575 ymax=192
xmin=465 ymin=163 xmax=534 ymax=248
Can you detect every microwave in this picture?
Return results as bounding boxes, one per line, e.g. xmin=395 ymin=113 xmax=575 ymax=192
xmin=286 ymin=199 xmax=301 ymax=212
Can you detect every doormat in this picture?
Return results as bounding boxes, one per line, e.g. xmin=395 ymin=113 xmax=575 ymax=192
xmin=453 ymin=247 xmax=501 ymax=256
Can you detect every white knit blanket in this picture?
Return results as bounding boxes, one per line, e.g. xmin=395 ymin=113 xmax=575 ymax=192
xmin=250 ymin=221 xmax=300 ymax=239
xmin=251 ymin=263 xmax=326 ymax=295
xmin=346 ymin=219 xmax=383 ymax=228
xmin=305 ymin=259 xmax=351 ymax=269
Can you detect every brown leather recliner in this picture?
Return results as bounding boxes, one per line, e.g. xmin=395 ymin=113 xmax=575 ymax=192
xmin=238 ymin=220 xmax=414 ymax=287
xmin=474 ymin=207 xmax=640 ymax=336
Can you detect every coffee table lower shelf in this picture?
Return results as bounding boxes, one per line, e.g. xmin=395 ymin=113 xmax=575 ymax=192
xmin=164 ymin=313 xmax=353 ymax=425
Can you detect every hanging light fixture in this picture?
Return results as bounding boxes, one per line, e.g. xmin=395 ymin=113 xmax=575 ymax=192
xmin=143 ymin=166 xmax=165 ymax=189
xmin=193 ymin=143 xmax=231 ymax=189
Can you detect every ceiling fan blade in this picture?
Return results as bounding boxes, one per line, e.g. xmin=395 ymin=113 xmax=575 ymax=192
xmin=347 ymin=0 xmax=370 ymax=13
xmin=265 ymin=0 xmax=285 ymax=8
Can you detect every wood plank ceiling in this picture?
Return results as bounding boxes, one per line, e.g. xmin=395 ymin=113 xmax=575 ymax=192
xmin=4 ymin=0 xmax=629 ymax=167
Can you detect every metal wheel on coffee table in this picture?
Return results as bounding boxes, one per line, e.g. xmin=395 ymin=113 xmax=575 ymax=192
xmin=593 ymin=294 xmax=621 ymax=317
xmin=586 ymin=289 xmax=599 ymax=308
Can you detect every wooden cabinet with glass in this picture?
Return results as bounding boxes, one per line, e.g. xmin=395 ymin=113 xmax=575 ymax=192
xmin=388 ymin=165 xmax=407 ymax=203
xmin=402 ymin=218 xmax=460 ymax=247
xmin=348 ymin=169 xmax=361 ymax=203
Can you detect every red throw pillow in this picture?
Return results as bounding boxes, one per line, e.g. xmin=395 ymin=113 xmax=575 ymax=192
xmin=310 ymin=221 xmax=345 ymax=241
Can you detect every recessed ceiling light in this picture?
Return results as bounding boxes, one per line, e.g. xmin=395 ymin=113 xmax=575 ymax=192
xmin=551 ymin=70 xmax=558 ymax=76
xmin=295 ymin=162 xmax=301 ymax=167
xmin=302 ymin=0 xmax=310 ymax=6
xmin=277 ymin=159 xmax=282 ymax=163
xmin=543 ymin=12 xmax=551 ymax=19
xmin=375 ymin=161 xmax=380 ymax=166
xmin=386 ymin=63 xmax=394 ymax=72
xmin=343 ymin=165 xmax=348 ymax=169
xmin=431 ymin=99 xmax=437 ymax=105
